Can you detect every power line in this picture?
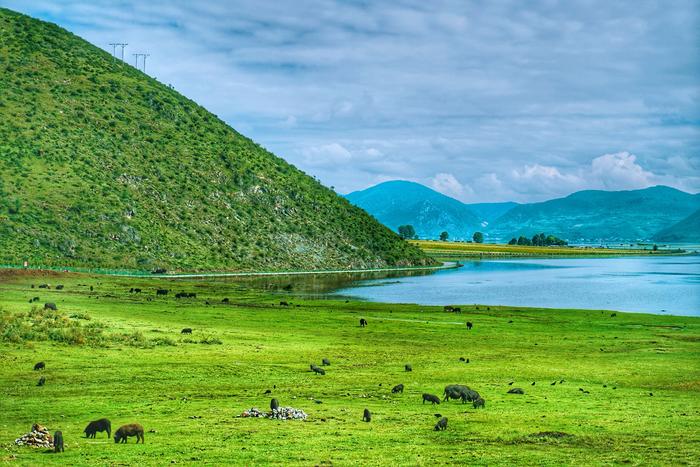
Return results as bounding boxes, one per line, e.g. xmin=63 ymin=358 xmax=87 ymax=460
xmin=142 ymin=54 xmax=150 ymax=74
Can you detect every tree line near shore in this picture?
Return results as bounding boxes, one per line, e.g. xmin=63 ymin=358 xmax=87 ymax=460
xmin=399 ymin=224 xmax=565 ymax=247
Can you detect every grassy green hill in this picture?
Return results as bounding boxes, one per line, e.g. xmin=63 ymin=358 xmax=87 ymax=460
xmin=0 ymin=8 xmax=432 ymax=272
xmin=653 ymin=209 xmax=700 ymax=242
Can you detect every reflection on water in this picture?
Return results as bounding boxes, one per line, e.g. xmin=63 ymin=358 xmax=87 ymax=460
xmin=331 ymin=256 xmax=700 ymax=316
xmin=181 ymin=256 xmax=700 ymax=316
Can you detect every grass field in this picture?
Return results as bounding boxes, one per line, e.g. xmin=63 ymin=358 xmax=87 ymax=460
xmin=411 ymin=240 xmax=688 ymax=258
xmin=1 ymin=270 xmax=699 ymax=465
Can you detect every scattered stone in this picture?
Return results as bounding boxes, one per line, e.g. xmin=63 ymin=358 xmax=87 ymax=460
xmin=15 ymin=424 xmax=53 ymax=448
xmin=241 ymin=407 xmax=308 ymax=420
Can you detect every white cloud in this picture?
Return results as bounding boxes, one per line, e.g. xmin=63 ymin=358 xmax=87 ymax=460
xmin=590 ymin=152 xmax=654 ymax=190
xmin=301 ymin=143 xmax=352 ymax=168
xmin=431 ymin=173 xmax=468 ymax=199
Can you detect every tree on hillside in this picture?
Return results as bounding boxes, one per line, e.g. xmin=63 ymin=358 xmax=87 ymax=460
xmin=473 ymin=232 xmax=484 ymax=243
xmin=440 ymin=231 xmax=449 ymax=241
xmin=398 ymin=224 xmax=416 ymax=239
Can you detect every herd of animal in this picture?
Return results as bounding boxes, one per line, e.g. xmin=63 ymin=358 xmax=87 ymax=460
xmin=31 ymin=362 xmax=144 ymax=452
xmin=23 ymin=282 xmax=529 ymax=453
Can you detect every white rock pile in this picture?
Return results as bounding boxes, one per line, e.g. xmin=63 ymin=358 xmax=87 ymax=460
xmin=241 ymin=407 xmax=308 ymax=420
xmin=15 ymin=424 xmax=53 ymax=448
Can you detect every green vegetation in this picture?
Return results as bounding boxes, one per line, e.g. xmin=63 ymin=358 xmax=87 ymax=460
xmin=0 ymin=270 xmax=698 ymax=465
xmin=439 ymin=231 xmax=449 ymax=241
xmin=397 ymin=224 xmax=417 ymax=240
xmin=508 ymin=233 xmax=567 ymax=247
xmin=472 ymin=231 xmax=484 ymax=243
xmin=0 ymin=8 xmax=431 ymax=272
xmin=411 ymin=240 xmax=687 ymax=258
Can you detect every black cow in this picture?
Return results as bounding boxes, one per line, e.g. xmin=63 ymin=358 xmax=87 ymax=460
xmin=422 ymin=393 xmax=440 ymax=405
xmin=391 ymin=384 xmax=404 ymax=394
xmin=38 ymin=284 xmax=49 ymax=289
xmin=270 ymin=398 xmax=279 ymax=411
xmin=405 ymin=364 xmax=413 ymax=372
xmin=466 ymin=321 xmax=473 ymax=330
xmin=44 ymin=303 xmax=57 ymax=311
xmin=434 ymin=416 xmax=448 ymax=431
xmin=37 ymin=376 xmax=46 ymax=386
xmin=181 ymin=328 xmax=193 ymax=334
xmin=34 ymin=361 xmax=45 ymax=371
xmin=362 ymin=408 xmax=371 ymax=422
xmin=55 ymin=285 xmax=64 ymax=290
xmin=507 ymin=388 xmax=525 ymax=394
xmin=53 ymin=431 xmax=64 ymax=452
xmin=280 ymin=301 xmax=289 ymax=306
xmin=114 ymin=423 xmax=144 ymax=443
xmin=84 ymin=418 xmax=111 ymax=438
xmin=322 ymin=358 xmax=330 ymax=366
xmin=221 ymin=298 xmax=229 ymax=303
xmin=310 ymin=364 xmax=326 ymax=375
xmin=152 ymin=268 xmax=167 ymax=274
xmin=473 ymin=397 xmax=485 ymax=409
xmin=156 ymin=289 xmax=168 ymax=296
xmin=360 ymin=318 xmax=367 ymax=327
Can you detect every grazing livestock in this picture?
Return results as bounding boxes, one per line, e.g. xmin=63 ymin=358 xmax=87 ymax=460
xmin=156 ymin=289 xmax=168 ymax=296
xmin=362 ymin=408 xmax=371 ymax=422
xmin=310 ymin=364 xmax=326 ymax=375
xmin=37 ymin=376 xmax=46 ymax=386
xmin=221 ymin=298 xmax=229 ymax=303
xmin=30 ymin=296 xmax=40 ymax=303
xmin=531 ymin=382 xmax=536 ymax=386
xmin=129 ymin=288 xmax=142 ymax=293
xmin=405 ymin=364 xmax=412 ymax=372
xmin=53 ymin=431 xmax=64 ymax=452
xmin=322 ymin=358 xmax=330 ymax=366
xmin=391 ymin=384 xmax=404 ymax=394
xmin=152 ymin=268 xmax=167 ymax=274
xmin=270 ymin=398 xmax=279 ymax=411
xmin=181 ymin=328 xmax=193 ymax=334
xmin=44 ymin=303 xmax=57 ymax=311
xmin=444 ymin=384 xmax=478 ymax=403
xmin=279 ymin=301 xmax=289 ymax=306
xmin=359 ymin=318 xmax=367 ymax=327
xmin=466 ymin=321 xmax=473 ymax=330
xmin=434 ymin=417 xmax=448 ymax=431
xmin=443 ymin=306 xmax=454 ymax=312
xmin=508 ymin=388 xmax=525 ymax=394
xmin=114 ymin=424 xmax=144 ymax=443
xmin=422 ymin=393 xmax=441 ymax=405
xmin=39 ymin=284 xmax=49 ymax=289
xmin=34 ymin=361 xmax=45 ymax=371
xmin=473 ymin=397 xmax=485 ymax=409
xmin=175 ymin=292 xmax=197 ymax=299
xmin=55 ymin=285 xmax=64 ymax=290
xmin=84 ymin=419 xmax=111 ymax=438
xmin=453 ymin=307 xmax=461 ymax=313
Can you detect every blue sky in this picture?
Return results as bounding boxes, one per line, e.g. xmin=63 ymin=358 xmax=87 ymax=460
xmin=4 ymin=0 xmax=699 ymax=202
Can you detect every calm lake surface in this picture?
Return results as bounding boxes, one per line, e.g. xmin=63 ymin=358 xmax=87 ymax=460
xmin=332 ymin=256 xmax=700 ymax=316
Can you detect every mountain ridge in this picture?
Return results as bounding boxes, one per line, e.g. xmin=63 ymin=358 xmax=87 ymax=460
xmin=346 ymin=181 xmax=699 ymax=242
xmin=0 ymin=8 xmax=433 ymax=271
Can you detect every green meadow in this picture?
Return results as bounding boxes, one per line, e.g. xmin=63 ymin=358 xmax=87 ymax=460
xmin=1 ymin=270 xmax=699 ymax=465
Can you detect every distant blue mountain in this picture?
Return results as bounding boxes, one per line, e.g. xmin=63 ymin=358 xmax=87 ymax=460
xmin=345 ymin=181 xmax=484 ymax=240
xmin=346 ymin=181 xmax=700 ymax=242
xmin=652 ymin=208 xmax=700 ymax=242
xmin=488 ymin=185 xmax=700 ymax=242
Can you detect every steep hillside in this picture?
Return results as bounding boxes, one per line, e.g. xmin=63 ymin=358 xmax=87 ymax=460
xmin=345 ymin=180 xmax=482 ymax=240
xmin=464 ymin=202 xmax=518 ymax=225
xmin=488 ymin=186 xmax=700 ymax=242
xmin=0 ymin=8 xmax=433 ymax=271
xmin=653 ymin=209 xmax=700 ymax=242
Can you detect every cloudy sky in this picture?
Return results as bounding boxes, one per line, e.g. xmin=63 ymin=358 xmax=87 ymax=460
xmin=4 ymin=0 xmax=699 ymax=202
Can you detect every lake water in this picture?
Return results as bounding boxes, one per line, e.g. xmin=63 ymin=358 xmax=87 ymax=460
xmin=332 ymin=256 xmax=700 ymax=316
